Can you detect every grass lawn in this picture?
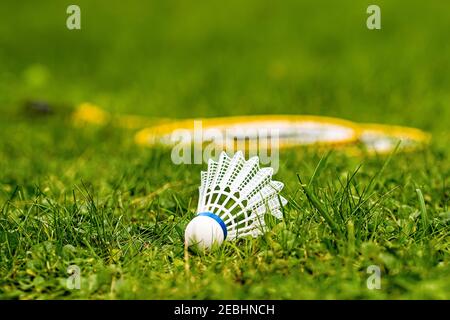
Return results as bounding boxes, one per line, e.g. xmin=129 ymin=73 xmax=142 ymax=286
xmin=0 ymin=0 xmax=449 ymax=299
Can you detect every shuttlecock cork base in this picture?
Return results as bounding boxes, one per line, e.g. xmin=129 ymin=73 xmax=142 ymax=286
xmin=184 ymin=213 xmax=227 ymax=250
xmin=184 ymin=151 xmax=287 ymax=250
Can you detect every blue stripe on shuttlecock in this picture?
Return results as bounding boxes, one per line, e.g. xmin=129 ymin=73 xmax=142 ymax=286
xmin=198 ymin=212 xmax=228 ymax=240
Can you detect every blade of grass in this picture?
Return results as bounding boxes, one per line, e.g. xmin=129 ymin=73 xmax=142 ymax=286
xmin=416 ymin=188 xmax=429 ymax=236
xmin=308 ymin=150 xmax=332 ymax=188
xmin=297 ymin=173 xmax=342 ymax=238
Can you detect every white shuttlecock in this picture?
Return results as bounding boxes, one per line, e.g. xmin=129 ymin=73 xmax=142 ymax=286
xmin=185 ymin=151 xmax=287 ymax=250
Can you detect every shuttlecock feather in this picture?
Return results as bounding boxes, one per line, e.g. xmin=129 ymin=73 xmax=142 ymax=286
xmin=185 ymin=151 xmax=287 ymax=249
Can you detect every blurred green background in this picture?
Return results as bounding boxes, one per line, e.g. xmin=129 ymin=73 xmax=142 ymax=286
xmin=0 ymin=0 xmax=449 ymax=299
xmin=1 ymin=0 xmax=449 ymax=127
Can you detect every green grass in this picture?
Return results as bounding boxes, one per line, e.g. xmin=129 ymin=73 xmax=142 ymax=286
xmin=0 ymin=0 xmax=449 ymax=299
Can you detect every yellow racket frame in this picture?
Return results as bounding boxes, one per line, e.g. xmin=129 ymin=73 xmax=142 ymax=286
xmin=134 ymin=114 xmax=361 ymax=149
xmin=357 ymin=123 xmax=431 ymax=154
xmin=70 ymin=104 xmax=431 ymax=155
